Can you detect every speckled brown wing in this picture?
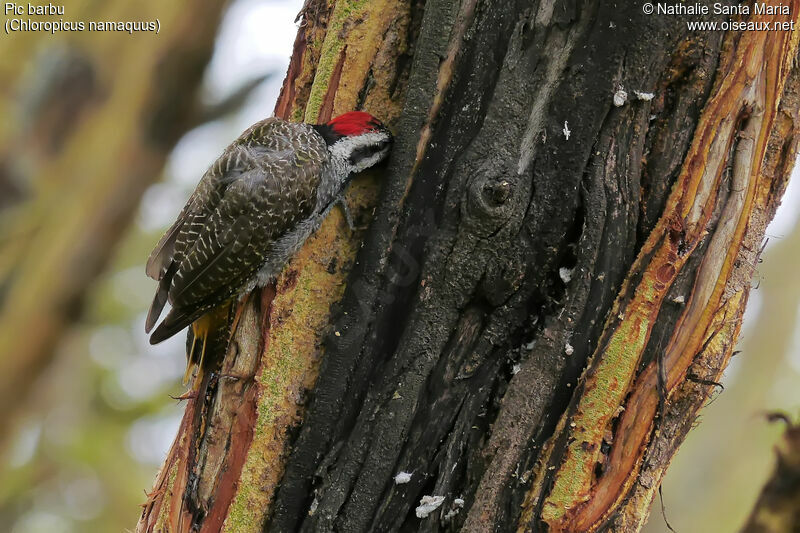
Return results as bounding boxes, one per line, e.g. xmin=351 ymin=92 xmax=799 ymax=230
xmin=146 ymin=118 xmax=327 ymax=343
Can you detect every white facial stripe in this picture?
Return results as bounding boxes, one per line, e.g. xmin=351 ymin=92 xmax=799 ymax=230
xmin=330 ymin=131 xmax=391 ymax=163
xmin=351 ymin=146 xmax=390 ymax=174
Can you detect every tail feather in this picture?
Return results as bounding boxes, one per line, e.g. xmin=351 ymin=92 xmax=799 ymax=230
xmin=183 ymin=301 xmax=234 ymax=388
xmin=184 ymin=327 xmax=203 ymax=385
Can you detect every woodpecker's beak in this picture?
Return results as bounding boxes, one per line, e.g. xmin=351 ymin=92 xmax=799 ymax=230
xmin=378 ymin=125 xmax=394 ymax=149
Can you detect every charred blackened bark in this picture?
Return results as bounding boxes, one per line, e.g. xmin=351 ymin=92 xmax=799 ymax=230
xmin=271 ymin=2 xmax=800 ymax=532
xmin=140 ymin=1 xmax=800 ymax=532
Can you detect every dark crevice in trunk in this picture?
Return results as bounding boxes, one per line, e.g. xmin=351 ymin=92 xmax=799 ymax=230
xmin=263 ymin=1 xmax=794 ymax=531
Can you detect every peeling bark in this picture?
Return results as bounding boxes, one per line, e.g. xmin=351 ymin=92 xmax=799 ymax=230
xmin=138 ymin=1 xmax=800 ymax=532
xmin=137 ymin=0 xmax=418 ymax=530
xmin=529 ymin=13 xmax=800 ymax=530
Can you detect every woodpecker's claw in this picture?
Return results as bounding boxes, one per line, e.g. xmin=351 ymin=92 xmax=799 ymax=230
xmin=170 ymin=390 xmax=198 ymax=401
xmin=336 ymin=197 xmax=356 ymax=232
xmin=336 ymin=197 xmax=370 ymax=231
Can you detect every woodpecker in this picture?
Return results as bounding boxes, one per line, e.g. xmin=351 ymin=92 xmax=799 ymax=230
xmin=144 ymin=112 xmax=392 ymax=375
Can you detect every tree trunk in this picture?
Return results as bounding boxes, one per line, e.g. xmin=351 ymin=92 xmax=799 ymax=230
xmin=137 ymin=1 xmax=800 ymax=531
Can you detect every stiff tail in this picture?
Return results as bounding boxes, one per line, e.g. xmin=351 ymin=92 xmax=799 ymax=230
xmin=183 ymin=300 xmax=235 ymax=389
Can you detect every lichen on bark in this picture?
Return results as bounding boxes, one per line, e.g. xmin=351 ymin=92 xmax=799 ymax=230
xmin=137 ymin=1 xmax=416 ymax=531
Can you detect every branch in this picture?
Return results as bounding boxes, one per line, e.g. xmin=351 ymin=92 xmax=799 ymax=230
xmin=741 ymin=416 xmax=800 ymax=533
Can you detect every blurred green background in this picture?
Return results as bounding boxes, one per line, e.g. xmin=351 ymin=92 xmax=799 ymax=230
xmin=0 ymin=1 xmax=302 ymax=530
xmin=0 ymin=2 xmax=797 ymax=531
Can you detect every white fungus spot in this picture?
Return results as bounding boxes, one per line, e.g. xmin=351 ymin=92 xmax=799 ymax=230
xmin=394 ymin=471 xmax=413 ymax=485
xmin=523 ymin=340 xmax=535 ymax=350
xmin=565 ymin=343 xmax=574 ymax=356
xmin=672 ymin=295 xmax=686 ymax=304
xmin=309 ymin=497 xmax=319 ymax=515
xmin=444 ymin=498 xmax=466 ymax=520
xmin=559 ymin=267 xmax=573 ymax=283
xmin=416 ymin=495 xmax=446 ymax=518
xmin=512 ymin=363 xmax=522 ymax=375
xmin=634 ymin=90 xmax=655 ymax=101
xmin=613 ymin=87 xmax=628 ymax=107
xmin=563 ymin=121 xmax=571 ymax=140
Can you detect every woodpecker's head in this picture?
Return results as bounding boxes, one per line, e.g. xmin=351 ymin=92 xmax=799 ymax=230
xmin=314 ymin=111 xmax=393 ymax=173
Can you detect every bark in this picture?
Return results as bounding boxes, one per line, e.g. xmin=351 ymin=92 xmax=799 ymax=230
xmin=138 ymin=1 xmax=800 ymax=532
xmin=0 ymin=0 xmax=232 ymax=442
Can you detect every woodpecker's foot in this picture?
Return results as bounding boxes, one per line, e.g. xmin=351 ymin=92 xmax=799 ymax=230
xmin=170 ymin=390 xmax=198 ymax=401
xmin=336 ymin=197 xmax=357 ymax=232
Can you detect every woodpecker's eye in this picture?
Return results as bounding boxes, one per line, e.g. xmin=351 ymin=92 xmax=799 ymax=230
xmin=348 ymin=140 xmax=390 ymax=166
xmin=374 ymin=138 xmax=392 ymax=151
